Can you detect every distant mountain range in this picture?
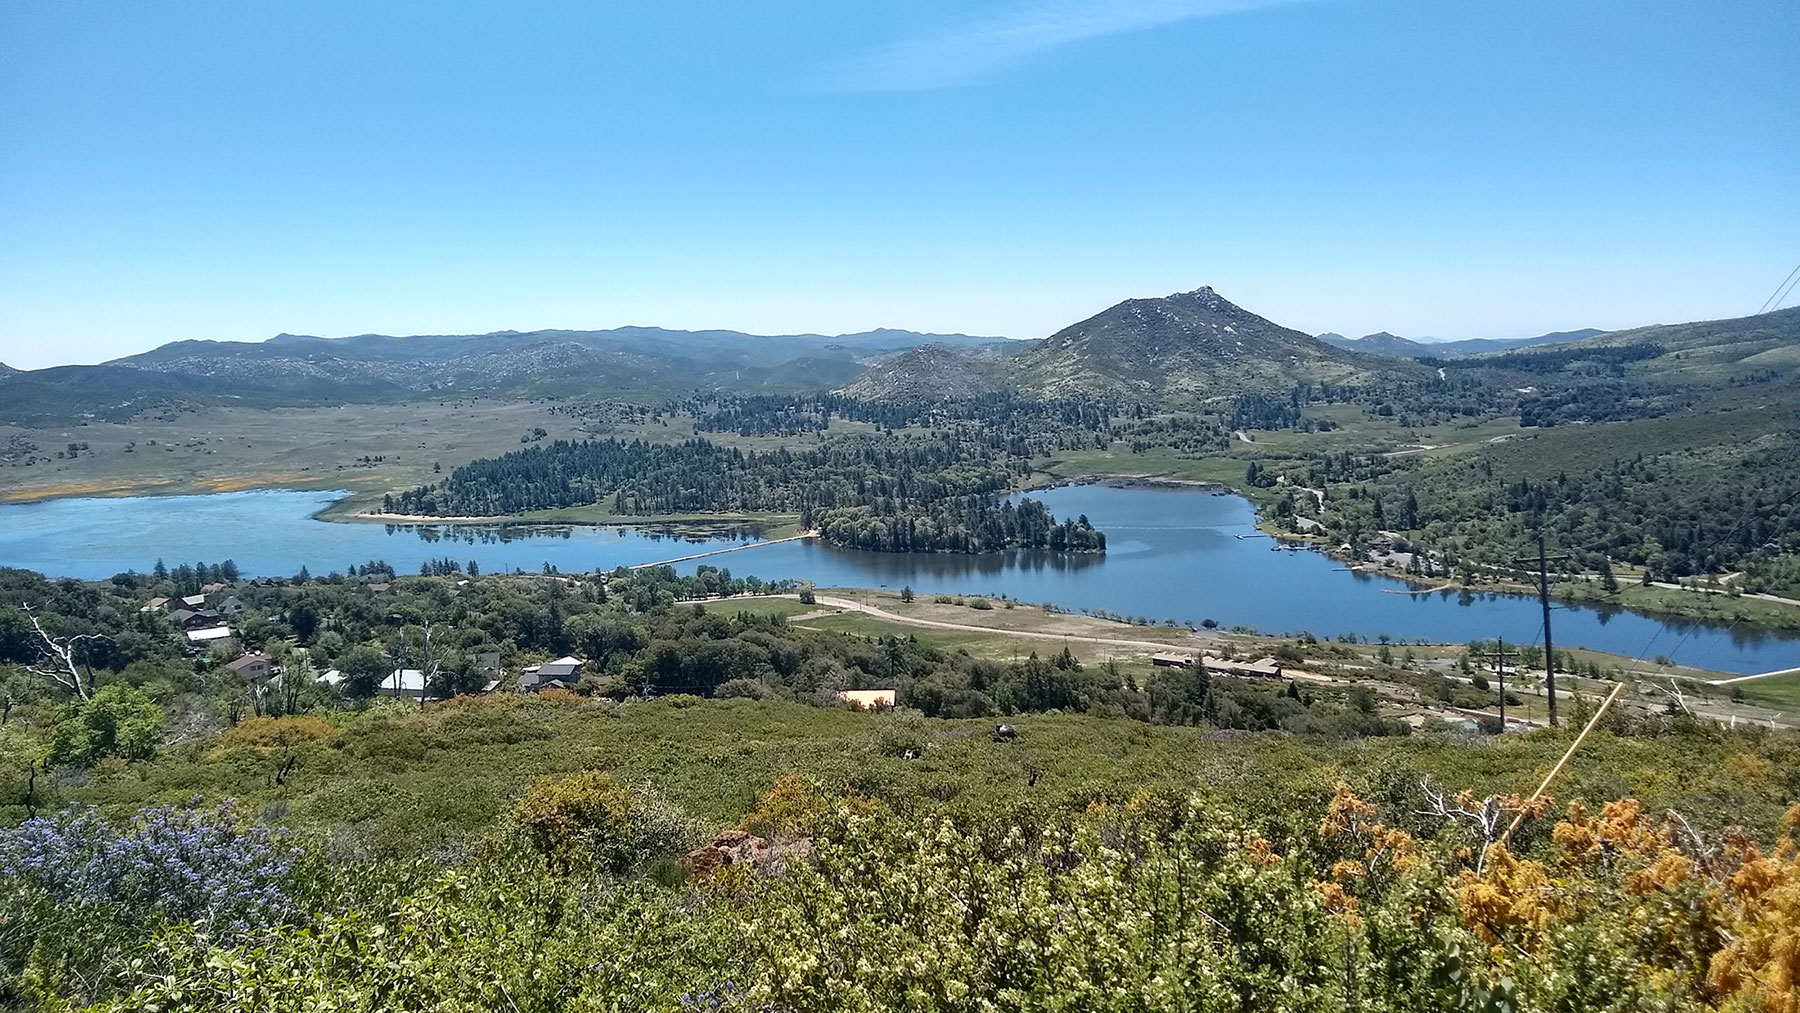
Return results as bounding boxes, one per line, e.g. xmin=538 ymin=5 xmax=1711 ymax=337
xmin=1316 ymin=328 xmax=1606 ymax=359
xmin=0 ymin=326 xmax=1013 ymax=424
xmin=4 ymin=296 xmax=1796 ymax=426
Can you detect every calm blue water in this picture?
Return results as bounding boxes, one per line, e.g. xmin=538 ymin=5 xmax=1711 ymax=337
xmin=0 ymin=489 xmax=762 ymax=579
xmin=1 ymin=485 xmax=1794 ymax=675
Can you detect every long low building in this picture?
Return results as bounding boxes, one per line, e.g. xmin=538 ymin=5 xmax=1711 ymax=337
xmin=1151 ymin=652 xmax=1286 ymax=679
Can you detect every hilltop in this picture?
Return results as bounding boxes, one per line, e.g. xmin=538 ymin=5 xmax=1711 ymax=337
xmin=1008 ymin=285 xmax=1417 ymax=398
xmin=835 ymin=342 xmax=1010 ymax=400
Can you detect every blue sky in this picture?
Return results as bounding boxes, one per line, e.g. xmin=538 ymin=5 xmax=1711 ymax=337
xmin=2 ymin=0 xmax=1795 ymax=368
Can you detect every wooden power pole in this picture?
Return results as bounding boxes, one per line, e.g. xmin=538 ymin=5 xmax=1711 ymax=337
xmin=1481 ymin=639 xmax=1520 ymax=729
xmin=1515 ymin=535 xmax=1572 ymax=726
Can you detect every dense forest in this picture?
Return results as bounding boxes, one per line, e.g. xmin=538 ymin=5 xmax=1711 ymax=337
xmin=387 ymin=431 xmax=1107 ymax=554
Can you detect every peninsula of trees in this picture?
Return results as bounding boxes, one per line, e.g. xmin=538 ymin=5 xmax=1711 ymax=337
xmin=386 ymin=432 xmax=1106 ymax=554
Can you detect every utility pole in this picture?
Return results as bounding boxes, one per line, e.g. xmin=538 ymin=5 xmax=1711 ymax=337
xmin=1514 ymin=534 xmax=1572 ymax=726
xmin=1480 ymin=639 xmax=1519 ymax=730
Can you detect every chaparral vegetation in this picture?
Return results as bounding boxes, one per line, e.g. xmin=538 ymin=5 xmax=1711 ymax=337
xmin=1 ymin=563 xmax=1797 ymax=1011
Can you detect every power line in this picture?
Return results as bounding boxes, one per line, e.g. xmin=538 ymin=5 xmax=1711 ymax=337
xmin=1757 ymin=262 xmax=1800 ymax=315
xmin=1514 ymin=534 xmax=1572 ymax=726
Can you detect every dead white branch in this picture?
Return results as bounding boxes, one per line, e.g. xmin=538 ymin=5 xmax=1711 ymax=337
xmin=20 ymin=603 xmax=104 ymax=701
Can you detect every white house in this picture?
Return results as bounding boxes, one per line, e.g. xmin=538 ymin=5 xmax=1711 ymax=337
xmin=379 ymin=668 xmax=428 ymax=699
xmin=185 ymin=625 xmax=234 ymax=646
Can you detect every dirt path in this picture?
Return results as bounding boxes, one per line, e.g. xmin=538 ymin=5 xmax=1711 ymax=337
xmin=1711 ymin=666 xmax=1800 ymax=686
xmin=799 ymin=595 xmax=1215 ymax=654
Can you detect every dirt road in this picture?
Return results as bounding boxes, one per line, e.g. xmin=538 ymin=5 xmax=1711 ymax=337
xmin=799 ymin=594 xmax=1216 ymax=655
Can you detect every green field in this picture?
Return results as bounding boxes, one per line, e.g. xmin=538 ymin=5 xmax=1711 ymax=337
xmin=1729 ymin=670 xmax=1800 ymax=710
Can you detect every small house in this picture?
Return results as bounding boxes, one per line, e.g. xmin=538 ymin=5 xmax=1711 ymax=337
xmin=200 ymin=582 xmax=228 ymax=594
xmin=185 ymin=625 xmax=234 ymax=646
xmin=169 ymin=608 xmax=224 ymax=630
xmin=226 ymin=652 xmax=274 ymax=684
xmin=379 ymin=668 xmax=428 ymax=699
xmin=520 ymin=656 xmax=584 ymax=692
xmin=140 ymin=597 xmax=170 ymax=614
xmin=180 ymin=593 xmax=208 ymax=609
xmin=217 ymin=596 xmax=249 ymax=617
xmin=1201 ymin=655 xmax=1285 ymax=680
xmin=1151 ymin=652 xmax=1195 ymax=669
xmin=836 ymin=689 xmax=897 ymax=710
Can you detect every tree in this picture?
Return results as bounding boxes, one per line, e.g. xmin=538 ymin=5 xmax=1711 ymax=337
xmin=1598 ymin=558 xmax=1619 ymax=593
xmin=883 ymin=636 xmax=906 ymax=681
xmin=17 ymin=603 xmax=103 ymax=700
xmin=47 ymin=683 xmax=162 ymax=766
xmin=288 ymin=599 xmax=320 ymax=642
xmin=339 ymin=645 xmax=388 ymax=699
xmin=899 ymin=586 xmax=915 ymax=603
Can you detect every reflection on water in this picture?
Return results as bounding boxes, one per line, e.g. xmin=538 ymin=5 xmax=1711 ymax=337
xmin=0 ymin=484 xmax=1796 ymax=675
xmin=388 ymin=522 xmax=769 ymax=547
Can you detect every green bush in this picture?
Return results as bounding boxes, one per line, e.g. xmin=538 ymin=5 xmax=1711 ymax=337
xmin=510 ymin=770 xmax=698 ymax=872
xmin=46 ymin=684 xmax=162 ymax=768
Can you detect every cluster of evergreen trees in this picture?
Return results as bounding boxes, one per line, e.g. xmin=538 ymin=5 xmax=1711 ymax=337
xmin=387 ymin=432 xmax=1107 ymax=554
xmin=811 ymin=499 xmax=1105 ymax=554
xmin=150 ymin=559 xmax=240 ymax=595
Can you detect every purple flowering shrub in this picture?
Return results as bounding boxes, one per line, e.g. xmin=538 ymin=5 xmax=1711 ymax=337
xmin=0 ymin=800 xmax=299 ymax=939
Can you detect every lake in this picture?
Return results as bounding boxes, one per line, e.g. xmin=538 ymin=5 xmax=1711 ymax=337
xmin=2 ymin=484 xmax=1795 ymax=676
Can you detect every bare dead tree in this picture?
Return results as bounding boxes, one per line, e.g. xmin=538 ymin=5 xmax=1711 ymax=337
xmin=1415 ymin=777 xmax=1516 ymax=875
xmin=19 ymin=603 xmax=104 ymax=701
xmin=1636 ymin=677 xmax=1695 ymax=719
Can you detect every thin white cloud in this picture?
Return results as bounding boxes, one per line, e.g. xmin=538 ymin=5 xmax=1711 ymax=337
xmin=827 ymin=0 xmax=1312 ymax=92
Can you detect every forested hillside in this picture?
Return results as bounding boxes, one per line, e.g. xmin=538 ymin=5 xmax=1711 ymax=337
xmin=1260 ymin=405 xmax=1800 ymax=598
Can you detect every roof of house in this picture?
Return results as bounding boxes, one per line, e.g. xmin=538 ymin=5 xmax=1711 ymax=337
xmin=185 ymin=626 xmax=234 ymax=643
xmin=1151 ymin=652 xmax=1193 ymax=665
xmin=141 ymin=597 xmax=170 ymax=612
xmin=200 ymin=582 xmax=228 ymax=593
xmin=1202 ymin=655 xmax=1285 ymax=677
xmin=181 ymin=594 xmax=208 ymax=607
xmin=548 ymin=655 xmax=583 ymax=667
xmin=382 ymin=669 xmax=427 ymax=693
xmin=226 ymin=653 xmax=270 ymax=673
xmin=836 ymin=688 xmax=897 ymax=709
xmin=316 ymin=669 xmax=346 ymax=686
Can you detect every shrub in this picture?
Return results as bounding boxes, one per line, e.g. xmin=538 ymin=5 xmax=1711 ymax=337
xmin=510 ymin=771 xmax=698 ymax=872
xmin=46 ymin=684 xmax=162 ymax=768
xmin=0 ymin=801 xmax=299 ymax=944
xmin=210 ymin=714 xmax=340 ymax=752
xmin=740 ymin=771 xmax=832 ymax=840
xmin=714 ymin=678 xmax=774 ymax=700
xmin=965 ymin=598 xmax=993 ymax=611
